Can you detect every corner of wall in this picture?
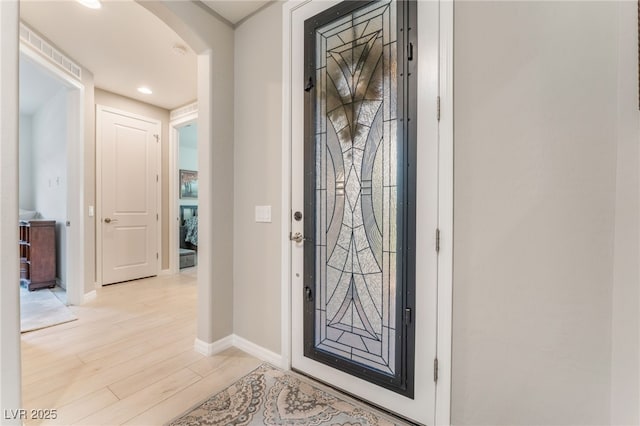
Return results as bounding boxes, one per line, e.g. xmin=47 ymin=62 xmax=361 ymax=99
xmin=0 ymin=1 xmax=23 ymax=420
xmin=610 ymin=2 xmax=640 ymax=424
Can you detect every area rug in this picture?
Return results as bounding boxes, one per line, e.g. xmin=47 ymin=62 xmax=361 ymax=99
xmin=167 ymin=363 xmax=410 ymax=426
xmin=20 ymin=286 xmax=77 ymax=333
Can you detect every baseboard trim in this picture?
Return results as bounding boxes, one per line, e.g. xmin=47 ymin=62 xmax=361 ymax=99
xmin=82 ymin=290 xmax=97 ymax=303
xmin=159 ymin=268 xmax=172 ymax=276
xmin=194 ymin=335 xmax=233 ymax=356
xmin=232 ymin=335 xmax=284 ymax=368
xmin=193 ymin=335 xmax=284 ymax=368
xmin=55 ymin=277 xmax=66 ymax=289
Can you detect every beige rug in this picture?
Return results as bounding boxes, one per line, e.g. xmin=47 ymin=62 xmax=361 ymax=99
xmin=20 ymin=286 xmax=77 ymax=333
xmin=167 ymin=363 xmax=411 ymax=426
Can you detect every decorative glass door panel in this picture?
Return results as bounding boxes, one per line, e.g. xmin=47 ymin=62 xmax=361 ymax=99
xmin=303 ymin=0 xmax=416 ymax=396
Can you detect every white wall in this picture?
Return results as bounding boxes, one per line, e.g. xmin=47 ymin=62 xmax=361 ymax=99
xmin=233 ymin=1 xmax=282 ymax=354
xmin=452 ymin=2 xmax=619 ymax=424
xmin=31 ymin=88 xmax=68 ymax=287
xmin=19 ymin=114 xmax=34 ymax=210
xmin=611 ymin=2 xmax=640 ymax=424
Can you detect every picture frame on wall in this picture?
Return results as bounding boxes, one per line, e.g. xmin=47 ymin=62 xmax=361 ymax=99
xmin=179 ymin=169 xmax=198 ymax=199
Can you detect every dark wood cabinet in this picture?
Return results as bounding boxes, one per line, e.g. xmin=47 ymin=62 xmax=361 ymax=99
xmin=19 ymin=220 xmax=57 ymax=291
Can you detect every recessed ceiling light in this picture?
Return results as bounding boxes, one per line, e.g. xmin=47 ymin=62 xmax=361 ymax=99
xmin=77 ymin=0 xmax=101 ymax=9
xmin=137 ymin=87 xmax=153 ymax=95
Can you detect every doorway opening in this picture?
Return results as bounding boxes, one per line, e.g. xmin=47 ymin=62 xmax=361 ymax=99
xmin=169 ymin=107 xmax=199 ymax=275
xmin=18 ymin=42 xmax=85 ymax=333
xmin=177 ymin=122 xmax=199 ymax=271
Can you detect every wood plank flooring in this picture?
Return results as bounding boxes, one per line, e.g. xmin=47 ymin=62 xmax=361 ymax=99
xmin=21 ymin=270 xmax=262 ymax=425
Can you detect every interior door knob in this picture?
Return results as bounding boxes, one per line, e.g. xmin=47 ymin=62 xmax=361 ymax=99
xmin=290 ymin=232 xmax=304 ymax=243
xmin=104 ymin=217 xmax=118 ymax=224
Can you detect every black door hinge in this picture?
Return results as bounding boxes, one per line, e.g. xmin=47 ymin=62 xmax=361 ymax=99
xmin=434 ymin=358 xmax=439 ymax=382
xmin=407 ymin=42 xmax=414 ymax=61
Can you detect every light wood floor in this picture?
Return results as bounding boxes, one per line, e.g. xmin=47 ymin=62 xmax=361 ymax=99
xmin=21 ymin=269 xmax=262 ymax=425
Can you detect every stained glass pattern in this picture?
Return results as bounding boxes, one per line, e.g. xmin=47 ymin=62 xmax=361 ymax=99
xmin=314 ymin=0 xmax=397 ymax=375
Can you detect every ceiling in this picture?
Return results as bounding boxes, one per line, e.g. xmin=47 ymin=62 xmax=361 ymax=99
xmin=19 ymin=0 xmax=202 ymax=111
xmin=200 ymin=1 xmax=273 ymax=25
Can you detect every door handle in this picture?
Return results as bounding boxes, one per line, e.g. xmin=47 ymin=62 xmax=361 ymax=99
xmin=104 ymin=217 xmax=118 ymax=224
xmin=290 ymin=232 xmax=304 ymax=243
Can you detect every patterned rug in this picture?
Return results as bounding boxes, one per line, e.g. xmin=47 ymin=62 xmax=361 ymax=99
xmin=167 ymin=364 xmax=411 ymax=426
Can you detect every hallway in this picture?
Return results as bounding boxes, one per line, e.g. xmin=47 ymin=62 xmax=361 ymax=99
xmin=20 ymin=272 xmax=261 ymax=425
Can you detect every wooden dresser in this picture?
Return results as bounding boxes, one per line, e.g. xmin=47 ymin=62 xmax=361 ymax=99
xmin=19 ymin=220 xmax=57 ymax=291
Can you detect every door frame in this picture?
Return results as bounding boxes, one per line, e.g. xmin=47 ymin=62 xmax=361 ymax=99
xmin=169 ymin=104 xmax=198 ymax=274
xmin=436 ymin=1 xmax=454 ymax=424
xmin=19 ymin=42 xmax=85 ymax=307
xmin=95 ymin=104 xmax=162 ymax=286
xmin=281 ymin=0 xmax=453 ymax=424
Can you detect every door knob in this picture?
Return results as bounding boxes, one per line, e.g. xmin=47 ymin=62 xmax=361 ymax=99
xmin=104 ymin=217 xmax=118 ymax=224
xmin=290 ymin=232 xmax=304 ymax=243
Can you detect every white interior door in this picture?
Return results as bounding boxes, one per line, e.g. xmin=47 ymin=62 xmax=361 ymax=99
xmin=97 ymin=106 xmax=160 ymax=285
xmin=289 ymin=1 xmax=440 ymax=424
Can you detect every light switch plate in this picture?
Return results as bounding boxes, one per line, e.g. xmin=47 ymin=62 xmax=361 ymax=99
xmin=255 ymin=205 xmax=271 ymax=223
xmin=88 ymin=206 xmax=95 ymax=217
